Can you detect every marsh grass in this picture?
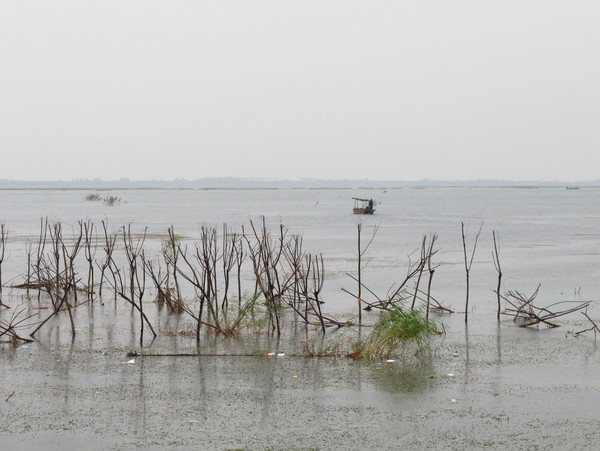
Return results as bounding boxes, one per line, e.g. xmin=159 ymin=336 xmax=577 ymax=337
xmin=84 ymin=193 xmax=122 ymax=206
xmin=103 ymin=195 xmax=122 ymax=206
xmin=84 ymin=193 xmax=102 ymax=201
xmin=351 ymin=305 xmax=439 ymax=359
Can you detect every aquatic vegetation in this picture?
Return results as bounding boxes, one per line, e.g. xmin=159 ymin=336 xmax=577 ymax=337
xmin=84 ymin=193 xmax=102 ymax=201
xmin=84 ymin=192 xmax=122 ymax=206
xmin=103 ymin=195 xmax=121 ymax=206
xmin=351 ymin=305 xmax=439 ymax=359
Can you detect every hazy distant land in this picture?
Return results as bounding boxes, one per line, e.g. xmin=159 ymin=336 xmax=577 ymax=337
xmin=0 ymin=177 xmax=598 ymax=189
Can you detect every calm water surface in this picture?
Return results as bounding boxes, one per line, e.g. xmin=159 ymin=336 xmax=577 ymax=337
xmin=1 ymin=186 xmax=599 ymax=313
xmin=2 ymin=187 xmax=600 ymax=450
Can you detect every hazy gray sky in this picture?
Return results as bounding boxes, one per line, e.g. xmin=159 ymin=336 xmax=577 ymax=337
xmin=2 ymin=1 xmax=599 ymax=182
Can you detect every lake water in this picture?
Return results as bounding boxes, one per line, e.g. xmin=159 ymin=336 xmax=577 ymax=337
xmin=1 ymin=186 xmax=599 ymax=314
xmin=2 ymin=186 xmax=600 ymax=450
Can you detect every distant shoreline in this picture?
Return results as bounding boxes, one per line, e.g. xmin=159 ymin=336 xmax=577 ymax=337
xmin=0 ymin=178 xmax=597 ymax=190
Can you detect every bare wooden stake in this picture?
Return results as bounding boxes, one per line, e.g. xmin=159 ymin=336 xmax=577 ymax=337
xmin=461 ymin=221 xmax=483 ymax=323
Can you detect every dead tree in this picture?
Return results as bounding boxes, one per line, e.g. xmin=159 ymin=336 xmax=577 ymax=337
xmin=97 ymin=220 xmax=117 ymax=299
xmin=245 ymin=219 xmax=287 ymax=335
xmin=220 ymin=224 xmax=237 ymax=321
xmin=112 ymin=225 xmax=156 ymax=345
xmin=492 ymin=230 xmax=502 ymax=321
xmin=60 ymin=222 xmax=83 ymax=305
xmin=234 ymin=234 xmax=246 ymax=311
xmin=173 ymin=240 xmax=217 ymax=340
xmin=82 ymin=220 xmax=96 ymax=301
xmin=30 ymin=253 xmax=77 ymax=338
xmin=283 ymin=234 xmax=304 ymax=312
xmin=461 ymin=221 xmax=483 ymax=323
xmin=145 ymin=257 xmax=184 ymax=312
xmin=48 ymin=223 xmax=63 ymax=306
xmin=164 ymin=226 xmax=183 ymax=306
xmin=424 ymin=234 xmax=439 ymax=319
xmin=198 ymin=225 xmax=220 ymax=325
xmin=345 ymin=236 xmax=425 ymax=314
xmin=411 ymin=235 xmax=428 ymax=310
xmin=24 ymin=240 xmax=34 ymax=297
xmin=0 ymin=224 xmax=7 ymax=307
xmin=34 ymin=218 xmax=49 ymax=301
xmin=354 ymin=223 xmax=378 ymax=325
xmin=309 ymin=254 xmax=326 ymax=333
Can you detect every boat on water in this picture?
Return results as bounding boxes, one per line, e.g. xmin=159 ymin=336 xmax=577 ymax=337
xmin=352 ymin=197 xmax=375 ymax=214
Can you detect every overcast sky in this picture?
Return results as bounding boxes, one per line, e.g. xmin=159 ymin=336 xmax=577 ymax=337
xmin=2 ymin=1 xmax=599 ymax=182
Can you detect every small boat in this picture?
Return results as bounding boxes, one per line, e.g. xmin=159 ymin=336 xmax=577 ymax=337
xmin=352 ymin=197 xmax=375 ymax=214
xmin=566 ymin=186 xmax=580 ymax=190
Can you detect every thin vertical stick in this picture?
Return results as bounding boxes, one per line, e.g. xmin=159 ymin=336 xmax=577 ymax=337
xmin=462 ymin=221 xmax=483 ymax=323
xmin=425 ymin=234 xmax=439 ymax=320
xmin=357 ymin=223 xmax=362 ymax=326
xmin=492 ymin=230 xmax=502 ymax=321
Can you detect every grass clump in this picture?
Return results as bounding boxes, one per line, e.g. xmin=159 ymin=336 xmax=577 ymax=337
xmin=84 ymin=193 xmax=102 ymax=201
xmin=351 ymin=305 xmax=439 ymax=359
xmin=103 ymin=195 xmax=122 ymax=206
xmin=84 ymin=193 xmax=122 ymax=206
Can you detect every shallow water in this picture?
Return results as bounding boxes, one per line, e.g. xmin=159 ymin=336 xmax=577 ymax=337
xmin=1 ymin=187 xmax=600 ymax=449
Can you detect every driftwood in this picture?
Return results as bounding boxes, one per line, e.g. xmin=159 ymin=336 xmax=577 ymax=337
xmin=0 ymin=306 xmax=35 ymax=342
xmin=500 ymin=284 xmax=590 ymax=328
xmin=573 ymin=310 xmax=600 ymax=337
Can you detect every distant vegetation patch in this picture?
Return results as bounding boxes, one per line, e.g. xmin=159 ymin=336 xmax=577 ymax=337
xmin=103 ymin=195 xmax=121 ymax=206
xmin=84 ymin=193 xmax=102 ymax=201
xmin=84 ymin=193 xmax=122 ymax=206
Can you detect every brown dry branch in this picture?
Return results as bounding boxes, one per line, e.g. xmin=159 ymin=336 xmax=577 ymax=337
xmin=171 ymin=238 xmax=219 ymax=339
xmin=492 ymin=230 xmax=502 ymax=321
xmin=410 ymin=235 xmax=428 ymax=309
xmin=145 ymin=258 xmax=185 ymax=313
xmin=245 ymin=218 xmax=287 ymax=335
xmin=500 ymin=285 xmax=590 ymax=328
xmin=573 ymin=309 xmax=600 ymax=337
xmin=353 ymin=236 xmax=431 ymax=314
xmin=109 ymin=225 xmax=156 ymax=345
xmin=461 ymin=221 xmax=484 ymax=323
xmin=0 ymin=224 xmax=7 ymax=300
xmin=424 ymin=234 xmax=439 ymax=319
xmin=34 ymin=218 xmax=49 ymax=302
xmin=0 ymin=306 xmax=35 ymax=343
xmin=165 ymin=226 xmax=184 ymax=308
xmin=82 ymin=220 xmax=96 ymax=301
xmin=354 ymin=224 xmax=379 ymax=325
xmin=97 ymin=220 xmax=117 ymax=299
